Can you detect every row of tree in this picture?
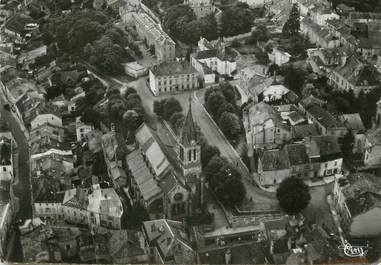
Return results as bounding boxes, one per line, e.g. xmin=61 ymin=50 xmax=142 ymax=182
xmin=204 ymin=83 xmax=241 ymax=142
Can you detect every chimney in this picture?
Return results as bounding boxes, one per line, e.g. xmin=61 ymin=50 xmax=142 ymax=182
xmin=224 ymin=248 xmax=231 ymax=265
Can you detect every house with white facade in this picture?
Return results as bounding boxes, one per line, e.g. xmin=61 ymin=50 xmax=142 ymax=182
xmin=76 ymin=117 xmax=94 ymax=143
xmin=191 ymin=46 xmax=237 ymax=78
xmin=30 ymin=113 xmax=62 ymax=130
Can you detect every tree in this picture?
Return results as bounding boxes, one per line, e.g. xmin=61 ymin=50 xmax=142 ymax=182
xmin=163 ymin=97 xmax=182 ymax=120
xmin=153 ymin=100 xmax=165 ymax=117
xmin=282 ymin=3 xmax=300 ymax=38
xmin=247 ymin=25 xmax=270 ymax=44
xmin=282 ymin=65 xmax=306 ymax=95
xmin=276 ymin=176 xmax=311 ymax=215
xmin=219 ymin=112 xmax=241 ymax=141
xmin=123 ymin=110 xmax=140 ymax=131
xmin=221 ymin=3 xmax=254 ymax=37
xmin=204 ymin=156 xmax=245 ymax=207
xmin=201 ymin=142 xmax=220 ymax=169
xmin=206 ymin=91 xmax=226 ymax=118
xmin=169 ymin=112 xmax=185 ymax=134
xmin=82 ymin=108 xmax=102 ymax=129
xmin=125 ymin=87 xmax=137 ymax=98
xmin=163 ymin=5 xmax=196 ymax=41
xmin=216 ymin=102 xmax=235 ymax=122
xmin=219 ymin=82 xmax=236 ymax=105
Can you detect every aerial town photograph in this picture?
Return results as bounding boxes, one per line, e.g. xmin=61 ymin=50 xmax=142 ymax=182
xmin=0 ymin=0 xmax=380 ymax=264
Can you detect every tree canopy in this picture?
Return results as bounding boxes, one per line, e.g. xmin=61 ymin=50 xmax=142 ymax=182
xmin=282 ymin=3 xmax=300 ymax=38
xmin=276 ymin=177 xmax=311 ymax=215
xmin=163 ymin=5 xmax=218 ymax=44
xmin=221 ymin=3 xmax=255 ymax=37
xmin=204 ymin=156 xmax=246 ymax=207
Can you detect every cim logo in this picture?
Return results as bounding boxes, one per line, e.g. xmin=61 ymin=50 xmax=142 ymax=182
xmin=339 ymin=240 xmax=370 ymax=258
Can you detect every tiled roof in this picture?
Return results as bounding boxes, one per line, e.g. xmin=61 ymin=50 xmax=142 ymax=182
xmin=194 ymin=46 xmax=237 ymax=62
xmin=332 ymin=55 xmax=380 ymax=87
xmin=5 ymin=13 xmax=34 ymax=35
xmin=135 ymin=124 xmax=171 ymax=178
xmin=260 ymin=149 xmax=290 ymax=171
xmin=63 ymin=188 xmax=89 ymax=210
xmin=285 ymin=144 xmax=309 ymax=165
xmin=143 ymin=219 xmax=194 ymax=261
xmin=292 ymin=124 xmax=320 ymax=139
xmin=308 ymin=135 xmax=341 ymax=158
xmin=306 ymin=104 xmax=344 ymax=129
xmin=126 ymin=149 xmax=162 ymax=203
xmin=339 ymin=113 xmax=365 ymax=131
xmin=150 ymin=61 xmax=198 ymax=77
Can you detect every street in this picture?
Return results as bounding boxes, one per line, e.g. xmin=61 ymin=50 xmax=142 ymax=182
xmin=0 ymin=88 xmax=31 ymax=220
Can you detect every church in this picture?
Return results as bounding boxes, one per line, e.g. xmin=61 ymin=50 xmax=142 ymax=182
xmin=126 ymin=98 xmax=204 ymax=220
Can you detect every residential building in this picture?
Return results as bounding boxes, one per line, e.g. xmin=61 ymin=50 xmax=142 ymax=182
xmin=101 ymin=132 xmax=127 ymax=188
xmin=62 ymin=188 xmax=89 ymax=226
xmin=142 ymin=219 xmax=196 ymax=263
xmin=291 ymin=124 xmax=320 ymax=141
xmin=243 ymin=102 xmax=292 ymax=154
xmin=285 ymin=143 xmax=316 ymax=179
xmin=268 ymin=48 xmax=291 ymax=66
xmin=239 ymin=0 xmax=270 ymax=7
xmin=262 ymin=84 xmax=290 ymax=103
xmin=328 ymin=55 xmax=380 ymax=95
xmin=310 ymin=5 xmax=339 ymax=26
xmin=299 ymin=101 xmax=347 ymax=138
xmin=4 ymin=13 xmax=38 ymax=41
xmin=346 ymin=12 xmax=381 ymax=25
xmin=76 ymin=117 xmax=94 ymax=142
xmin=335 ymin=3 xmax=355 ymax=18
xmin=305 ymin=135 xmax=343 ymax=177
xmin=363 ymin=127 xmax=381 ymax=168
xmin=184 ymin=0 xmax=216 ymax=18
xmin=29 ymin=122 xmax=64 ymax=145
xmin=301 ymin=18 xmax=340 ymax=48
xmin=338 ymin=113 xmax=365 ymax=135
xmin=307 ymin=47 xmax=347 ymax=74
xmin=191 ymin=46 xmax=237 ymax=77
xmin=30 ymin=113 xmax=62 ymax=130
xmin=0 ymin=136 xmax=13 ymax=182
xmin=149 ymin=61 xmax=199 ymax=96
xmin=333 ymin=174 xmax=381 ymax=237
xmin=257 ymin=149 xmax=291 ymax=187
xmin=124 ymin=61 xmax=147 ymax=78
xmin=133 ymin=12 xmax=175 ymax=62
xmin=87 ymin=184 xmax=123 ymax=230
xmin=17 ymin=45 xmax=47 ymax=70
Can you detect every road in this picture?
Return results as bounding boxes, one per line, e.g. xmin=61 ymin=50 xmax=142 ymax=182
xmin=0 ymin=86 xmax=31 ymax=220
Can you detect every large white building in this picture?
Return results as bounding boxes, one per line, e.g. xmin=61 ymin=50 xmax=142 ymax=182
xmin=134 ymin=12 xmax=176 ymax=62
xmin=149 ymin=61 xmax=199 ymax=96
xmin=191 ymin=46 xmax=237 ymax=78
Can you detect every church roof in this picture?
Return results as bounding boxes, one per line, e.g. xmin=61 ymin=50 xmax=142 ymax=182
xmin=180 ymin=98 xmax=198 ymax=146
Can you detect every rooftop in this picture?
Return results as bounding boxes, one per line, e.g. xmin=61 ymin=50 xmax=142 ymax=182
xmin=0 ymin=137 xmax=11 ymax=165
xmin=260 ymin=149 xmax=290 ymax=171
xmin=306 ymin=104 xmax=344 ymax=129
xmin=308 ymin=135 xmax=342 ymax=158
xmin=135 ymin=124 xmax=171 ymax=178
xmin=339 ymin=113 xmax=365 ymax=131
xmin=193 ymin=46 xmax=238 ymax=62
xmin=292 ymin=124 xmax=320 ymax=139
xmin=150 ymin=61 xmax=198 ymax=77
xmin=285 ymin=144 xmax=310 ymax=165
xmin=126 ymin=149 xmax=162 ymax=203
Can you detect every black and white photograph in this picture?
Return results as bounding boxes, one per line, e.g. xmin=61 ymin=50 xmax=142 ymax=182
xmin=0 ymin=0 xmax=381 ymax=264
